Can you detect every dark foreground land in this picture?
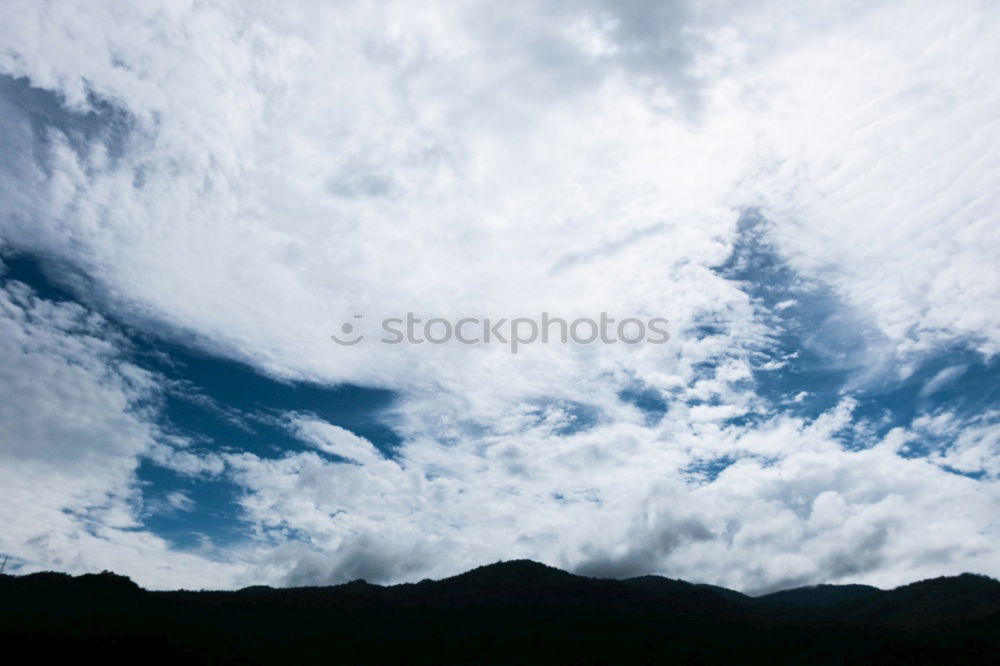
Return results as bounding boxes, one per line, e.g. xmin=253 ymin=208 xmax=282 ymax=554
xmin=2 ymin=560 xmax=998 ymax=664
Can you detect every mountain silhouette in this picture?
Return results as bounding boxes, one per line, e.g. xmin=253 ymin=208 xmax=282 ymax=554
xmin=2 ymin=561 xmax=998 ymax=664
xmin=756 ymin=583 xmax=881 ymax=608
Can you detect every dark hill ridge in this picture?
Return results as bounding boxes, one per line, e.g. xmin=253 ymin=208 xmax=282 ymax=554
xmin=2 ymin=561 xmax=999 ymax=664
xmin=755 ymin=583 xmax=880 ymax=608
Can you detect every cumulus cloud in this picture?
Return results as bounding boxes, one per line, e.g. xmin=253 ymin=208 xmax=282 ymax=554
xmin=0 ymin=269 xmax=247 ymax=588
xmin=219 ymin=404 xmax=999 ymax=592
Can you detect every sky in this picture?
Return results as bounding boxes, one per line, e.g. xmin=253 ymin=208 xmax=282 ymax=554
xmin=0 ymin=0 xmax=998 ymax=594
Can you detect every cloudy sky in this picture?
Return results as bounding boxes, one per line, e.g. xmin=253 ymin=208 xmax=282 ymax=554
xmin=1 ymin=0 xmax=998 ymax=593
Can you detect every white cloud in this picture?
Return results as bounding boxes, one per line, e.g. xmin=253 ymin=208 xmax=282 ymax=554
xmin=0 ymin=274 xmax=247 ymax=588
xmin=911 ymin=409 xmax=1000 ymax=479
xmin=0 ymin=0 xmax=998 ymax=592
xmin=289 ymin=417 xmax=384 ymax=465
xmin=920 ymin=364 xmax=969 ymax=397
xmin=744 ymin=1 xmax=1000 ymax=358
xmin=221 ymin=406 xmax=1000 ymax=591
